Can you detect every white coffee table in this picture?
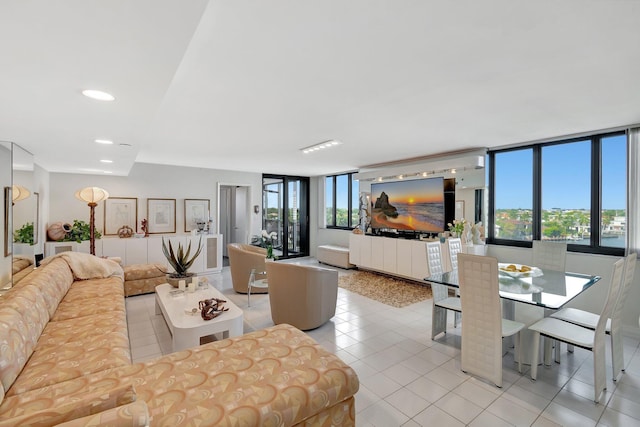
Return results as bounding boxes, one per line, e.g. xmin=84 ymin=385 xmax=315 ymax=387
xmin=155 ymin=283 xmax=243 ymax=352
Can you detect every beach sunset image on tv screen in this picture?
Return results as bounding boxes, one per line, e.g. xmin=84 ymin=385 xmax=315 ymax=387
xmin=370 ymin=177 xmax=445 ymax=233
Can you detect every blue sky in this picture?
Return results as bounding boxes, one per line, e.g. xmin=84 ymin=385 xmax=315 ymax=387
xmin=494 ymin=134 xmax=626 ymax=210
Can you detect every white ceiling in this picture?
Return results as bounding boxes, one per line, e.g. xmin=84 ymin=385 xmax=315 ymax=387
xmin=2 ymin=0 xmax=639 ymax=177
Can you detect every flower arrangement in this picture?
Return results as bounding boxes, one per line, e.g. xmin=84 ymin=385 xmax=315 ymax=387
xmin=448 ymin=219 xmax=466 ymax=237
xmin=260 ymin=230 xmax=277 ymax=259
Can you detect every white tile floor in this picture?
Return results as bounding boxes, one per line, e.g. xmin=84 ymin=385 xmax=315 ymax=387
xmin=126 ymin=259 xmax=640 ymax=426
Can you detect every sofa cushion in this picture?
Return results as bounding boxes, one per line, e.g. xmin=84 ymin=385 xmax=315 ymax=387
xmin=0 ymin=306 xmax=35 ymax=397
xmin=62 ymin=277 xmax=125 ymax=302
xmin=51 ymin=278 xmax=125 ymax=322
xmin=0 ymin=383 xmax=136 ymax=427
xmin=7 ymin=338 xmax=131 ymax=396
xmin=54 ymin=400 xmax=149 ymax=427
xmin=14 ymin=258 xmax=74 ymax=318
xmin=37 ymin=311 xmax=127 ymax=350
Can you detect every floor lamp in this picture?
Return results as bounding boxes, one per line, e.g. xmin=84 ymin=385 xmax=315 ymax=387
xmin=75 ymin=187 xmax=109 ymax=255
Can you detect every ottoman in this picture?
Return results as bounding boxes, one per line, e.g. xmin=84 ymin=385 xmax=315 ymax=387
xmin=123 ymin=263 xmax=168 ymax=297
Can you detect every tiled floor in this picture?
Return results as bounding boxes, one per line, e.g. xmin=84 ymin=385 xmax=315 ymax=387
xmin=126 ymin=259 xmax=640 ymax=426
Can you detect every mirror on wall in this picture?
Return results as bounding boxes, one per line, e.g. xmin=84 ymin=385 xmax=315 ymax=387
xmin=1 ymin=141 xmax=12 ymax=288
xmin=12 ymin=144 xmax=36 ymax=258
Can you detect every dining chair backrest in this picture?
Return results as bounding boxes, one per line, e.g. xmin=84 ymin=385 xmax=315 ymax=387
xmin=532 ymin=240 xmax=567 ymax=271
xmin=448 ymin=238 xmax=463 ymax=270
xmin=610 ymin=253 xmax=637 ymax=371
xmin=457 ymin=253 xmax=503 ymax=387
xmin=426 ymin=242 xmax=444 ymax=275
xmin=426 ymin=241 xmax=448 ymax=302
xmin=596 ymin=257 xmax=626 ymax=335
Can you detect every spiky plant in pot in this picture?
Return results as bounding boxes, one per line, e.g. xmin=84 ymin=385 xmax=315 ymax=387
xmin=162 ymin=237 xmax=203 ymax=287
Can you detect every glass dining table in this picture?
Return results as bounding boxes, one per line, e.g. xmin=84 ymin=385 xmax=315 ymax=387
xmin=425 ymin=267 xmax=601 ymax=310
xmin=425 ymin=266 xmax=602 ymax=364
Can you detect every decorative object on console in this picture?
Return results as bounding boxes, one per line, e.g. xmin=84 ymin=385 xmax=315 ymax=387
xmin=448 ymin=218 xmax=466 ymax=238
xmin=140 ymin=218 xmax=148 ymax=237
xmin=75 ymin=186 xmax=109 ymax=255
xmin=472 ymin=222 xmax=484 ymax=245
xmin=117 ymin=225 xmax=134 ymax=238
xmin=61 ymin=220 xmax=102 ymax=244
xmin=161 ymin=236 xmax=203 ymax=287
xmin=47 ymin=221 xmax=72 ymax=241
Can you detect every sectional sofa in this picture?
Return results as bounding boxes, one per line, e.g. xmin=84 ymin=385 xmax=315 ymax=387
xmin=0 ymin=252 xmax=359 ymax=426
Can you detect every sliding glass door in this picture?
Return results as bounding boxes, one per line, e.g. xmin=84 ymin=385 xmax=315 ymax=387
xmin=263 ymin=174 xmax=309 ymax=259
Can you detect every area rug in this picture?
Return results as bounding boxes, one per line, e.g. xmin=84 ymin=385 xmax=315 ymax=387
xmin=338 ymin=271 xmax=432 ymax=308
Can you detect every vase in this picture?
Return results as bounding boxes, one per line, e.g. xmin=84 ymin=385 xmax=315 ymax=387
xmin=266 ymin=245 xmax=274 ymax=260
xmin=166 ymin=273 xmax=195 ymax=288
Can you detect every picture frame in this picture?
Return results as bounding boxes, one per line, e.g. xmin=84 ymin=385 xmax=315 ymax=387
xmin=147 ymin=198 xmax=176 ymax=234
xmin=104 ymin=197 xmax=138 ymax=235
xmin=4 ymin=187 xmax=12 ymax=257
xmin=455 ymin=200 xmax=465 ymax=220
xmin=184 ymin=199 xmax=210 ymax=232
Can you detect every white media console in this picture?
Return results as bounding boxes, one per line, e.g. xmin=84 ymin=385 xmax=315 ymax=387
xmin=348 ymin=234 xmax=485 ymax=281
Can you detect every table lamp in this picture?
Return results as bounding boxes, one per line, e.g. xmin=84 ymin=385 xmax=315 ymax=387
xmin=75 ymin=187 xmax=109 ymax=255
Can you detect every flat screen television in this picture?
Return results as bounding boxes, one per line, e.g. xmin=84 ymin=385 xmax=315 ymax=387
xmin=370 ymin=177 xmax=446 ymax=234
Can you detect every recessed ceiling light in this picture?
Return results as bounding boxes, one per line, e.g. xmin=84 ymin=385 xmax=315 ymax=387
xmin=82 ymin=89 xmax=115 ymax=101
xmin=301 ymin=139 xmax=342 ymax=154
xmin=100 ymin=159 xmax=113 ymax=163
xmin=95 ymin=139 xmax=113 ymax=145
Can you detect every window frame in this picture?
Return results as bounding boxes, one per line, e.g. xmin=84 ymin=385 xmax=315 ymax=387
xmin=325 ymin=172 xmax=359 ymax=230
xmin=488 ymin=131 xmax=626 ymax=256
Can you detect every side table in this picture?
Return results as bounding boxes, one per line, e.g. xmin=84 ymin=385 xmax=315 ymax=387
xmin=248 ymin=268 xmax=268 ymax=307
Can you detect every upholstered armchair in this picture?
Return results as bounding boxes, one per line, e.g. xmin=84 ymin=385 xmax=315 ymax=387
xmin=227 ymin=243 xmax=269 ymax=294
xmin=266 ymin=261 xmax=338 ymax=331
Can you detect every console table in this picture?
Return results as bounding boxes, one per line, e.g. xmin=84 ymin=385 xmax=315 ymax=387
xmin=348 ymin=234 xmax=485 ymax=281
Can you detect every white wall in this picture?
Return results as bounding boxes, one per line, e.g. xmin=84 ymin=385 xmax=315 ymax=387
xmin=49 ymin=163 xmax=262 ymax=243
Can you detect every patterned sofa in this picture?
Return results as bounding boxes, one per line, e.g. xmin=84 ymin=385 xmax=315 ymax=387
xmin=0 ymin=253 xmax=359 ymax=426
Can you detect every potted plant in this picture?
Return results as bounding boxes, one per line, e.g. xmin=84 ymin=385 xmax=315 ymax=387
xmin=162 ymin=237 xmax=203 ymax=287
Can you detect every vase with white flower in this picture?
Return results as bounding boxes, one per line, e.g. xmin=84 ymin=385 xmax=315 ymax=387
xmin=448 ymin=219 xmax=466 ymax=239
xmin=260 ymin=230 xmax=278 ymax=260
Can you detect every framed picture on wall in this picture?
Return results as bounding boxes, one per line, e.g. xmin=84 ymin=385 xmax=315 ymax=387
xmin=104 ymin=197 xmax=138 ymax=235
xmin=147 ymin=198 xmax=176 ymax=234
xmin=184 ymin=199 xmax=210 ymax=232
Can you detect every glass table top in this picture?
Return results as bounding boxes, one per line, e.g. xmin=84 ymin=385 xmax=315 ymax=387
xmin=425 ymin=267 xmax=601 ymax=310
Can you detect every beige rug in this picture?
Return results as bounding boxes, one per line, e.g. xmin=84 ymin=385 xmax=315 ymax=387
xmin=338 ymin=271 xmax=432 ymax=308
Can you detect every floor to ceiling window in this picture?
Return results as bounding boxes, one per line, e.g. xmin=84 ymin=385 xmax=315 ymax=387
xmin=263 ymin=174 xmax=309 ymax=259
xmin=488 ymin=131 xmax=627 ymax=256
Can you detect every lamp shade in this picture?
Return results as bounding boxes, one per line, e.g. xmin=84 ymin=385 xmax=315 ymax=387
xmin=11 ymin=184 xmax=30 ymax=202
xmin=75 ymin=187 xmax=109 ymax=204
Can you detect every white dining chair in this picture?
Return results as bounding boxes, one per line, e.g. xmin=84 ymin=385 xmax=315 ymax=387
xmin=448 ymin=237 xmax=463 ymax=270
xmin=532 ymin=240 xmax=567 ymax=271
xmin=529 ymin=257 xmax=626 ymax=403
xmin=550 ymin=253 xmax=636 ymax=380
xmin=447 ymin=237 xmax=463 ymax=325
xmin=532 ymin=240 xmax=567 ymax=360
xmin=458 ymin=253 xmax=524 ymax=387
xmin=427 ymin=242 xmax=461 ymax=339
